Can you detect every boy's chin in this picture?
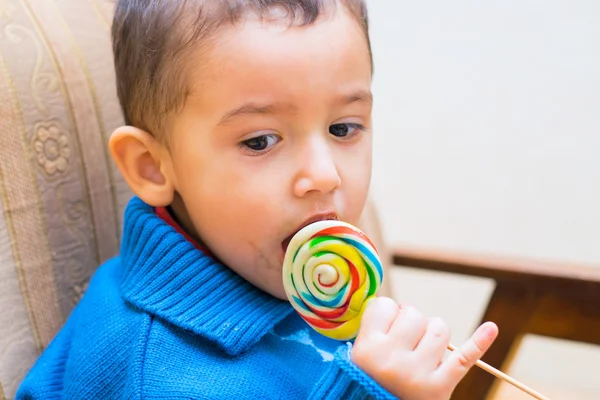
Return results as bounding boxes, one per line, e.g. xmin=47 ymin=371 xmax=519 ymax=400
xmin=264 ymin=284 xmax=289 ymax=302
xmin=272 ymin=292 xmax=289 ymax=301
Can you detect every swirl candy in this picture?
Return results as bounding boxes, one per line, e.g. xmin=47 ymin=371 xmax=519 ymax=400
xmin=282 ymin=224 xmax=552 ymax=400
xmin=282 ymin=220 xmax=383 ymax=341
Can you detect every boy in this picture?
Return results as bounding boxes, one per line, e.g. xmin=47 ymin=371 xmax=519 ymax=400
xmin=18 ymin=1 xmax=498 ymax=399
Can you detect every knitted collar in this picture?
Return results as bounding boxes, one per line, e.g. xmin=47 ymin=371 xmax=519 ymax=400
xmin=155 ymin=206 xmax=213 ymax=256
xmin=119 ymin=197 xmax=294 ymax=356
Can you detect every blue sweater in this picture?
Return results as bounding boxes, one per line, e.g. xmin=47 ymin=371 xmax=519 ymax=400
xmin=17 ymin=197 xmax=396 ymax=399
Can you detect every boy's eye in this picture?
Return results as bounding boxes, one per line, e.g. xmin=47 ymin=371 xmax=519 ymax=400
xmin=329 ymin=123 xmax=364 ymax=138
xmin=241 ymin=134 xmax=281 ymax=153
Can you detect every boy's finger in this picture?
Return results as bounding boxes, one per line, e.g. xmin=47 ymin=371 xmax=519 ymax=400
xmin=387 ymin=305 xmax=428 ymax=350
xmin=358 ymin=297 xmax=399 ymax=336
xmin=414 ymin=317 xmax=450 ymax=368
xmin=439 ymin=321 xmax=498 ymax=383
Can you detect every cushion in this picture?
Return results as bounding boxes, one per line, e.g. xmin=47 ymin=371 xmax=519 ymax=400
xmin=0 ymin=1 xmax=128 ymax=397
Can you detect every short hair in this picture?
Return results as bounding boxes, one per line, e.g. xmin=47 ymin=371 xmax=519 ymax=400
xmin=112 ymin=0 xmax=371 ymax=139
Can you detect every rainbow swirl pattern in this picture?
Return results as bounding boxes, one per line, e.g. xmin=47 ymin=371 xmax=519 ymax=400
xmin=282 ymin=220 xmax=383 ymax=341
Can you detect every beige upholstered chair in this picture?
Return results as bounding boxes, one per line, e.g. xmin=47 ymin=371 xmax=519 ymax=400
xmin=0 ymin=2 xmax=128 ymax=398
xmin=0 ymin=3 xmax=391 ymax=398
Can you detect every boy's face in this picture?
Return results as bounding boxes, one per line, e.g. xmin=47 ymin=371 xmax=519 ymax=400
xmin=165 ymin=8 xmax=373 ymax=300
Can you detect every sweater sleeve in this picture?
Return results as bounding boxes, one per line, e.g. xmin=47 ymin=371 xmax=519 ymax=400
xmin=16 ymin=319 xmax=75 ymax=400
xmin=308 ymin=343 xmax=398 ymax=400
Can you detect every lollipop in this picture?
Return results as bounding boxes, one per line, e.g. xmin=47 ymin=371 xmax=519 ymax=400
xmin=282 ymin=221 xmax=550 ymax=400
xmin=282 ymin=221 xmax=552 ymax=400
xmin=282 ymin=220 xmax=383 ymax=341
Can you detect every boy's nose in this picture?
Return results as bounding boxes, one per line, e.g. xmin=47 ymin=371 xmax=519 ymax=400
xmin=292 ymin=139 xmax=341 ymax=198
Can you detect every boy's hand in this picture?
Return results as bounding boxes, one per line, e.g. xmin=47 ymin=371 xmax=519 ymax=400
xmin=352 ymin=297 xmax=498 ymax=400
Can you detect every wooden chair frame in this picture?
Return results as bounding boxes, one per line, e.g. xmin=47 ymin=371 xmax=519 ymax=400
xmin=392 ymin=246 xmax=600 ymax=399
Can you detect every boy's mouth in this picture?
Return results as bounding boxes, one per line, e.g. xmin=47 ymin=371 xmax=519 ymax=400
xmin=281 ymin=212 xmax=338 ymax=254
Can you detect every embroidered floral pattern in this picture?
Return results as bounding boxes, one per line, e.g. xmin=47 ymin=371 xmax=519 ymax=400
xmin=72 ymin=280 xmax=89 ymax=304
xmin=33 ymin=123 xmax=71 ymax=176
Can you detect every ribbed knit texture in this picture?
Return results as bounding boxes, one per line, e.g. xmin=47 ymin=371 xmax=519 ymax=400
xmin=119 ymin=199 xmax=293 ymax=356
xmin=17 ymin=197 xmax=397 ymax=399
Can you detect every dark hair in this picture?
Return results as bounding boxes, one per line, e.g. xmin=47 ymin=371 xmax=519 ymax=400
xmin=112 ymin=0 xmax=371 ymax=138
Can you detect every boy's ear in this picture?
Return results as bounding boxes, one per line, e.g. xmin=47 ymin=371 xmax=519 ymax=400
xmin=109 ymin=126 xmax=175 ymax=207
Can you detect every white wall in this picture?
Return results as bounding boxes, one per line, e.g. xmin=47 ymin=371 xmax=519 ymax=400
xmin=368 ymin=0 xmax=600 ymax=263
xmin=367 ymin=1 xmax=600 ymax=398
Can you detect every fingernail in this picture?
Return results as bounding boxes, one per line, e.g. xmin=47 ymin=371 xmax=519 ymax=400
xmin=482 ymin=322 xmax=498 ymax=338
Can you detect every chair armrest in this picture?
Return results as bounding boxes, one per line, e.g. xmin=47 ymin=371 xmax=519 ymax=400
xmin=392 ymin=246 xmax=600 ymax=296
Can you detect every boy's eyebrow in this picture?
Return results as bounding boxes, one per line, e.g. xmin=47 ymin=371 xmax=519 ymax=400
xmin=217 ymin=89 xmax=373 ymax=125
xmin=218 ymin=102 xmax=291 ymax=125
xmin=337 ymin=89 xmax=373 ymax=105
